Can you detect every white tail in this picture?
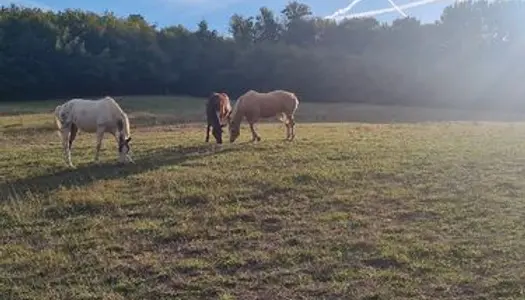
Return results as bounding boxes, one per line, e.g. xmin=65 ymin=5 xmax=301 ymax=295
xmin=278 ymin=112 xmax=289 ymax=124
xmin=54 ymin=105 xmax=63 ymax=137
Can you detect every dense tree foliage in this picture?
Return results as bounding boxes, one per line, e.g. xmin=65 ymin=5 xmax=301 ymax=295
xmin=0 ymin=1 xmax=524 ymax=109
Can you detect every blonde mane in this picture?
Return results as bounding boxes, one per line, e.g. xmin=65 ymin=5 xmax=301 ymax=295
xmin=230 ymin=90 xmax=258 ymax=126
xmin=218 ymin=93 xmax=232 ymax=119
xmin=229 ymin=95 xmax=245 ymax=128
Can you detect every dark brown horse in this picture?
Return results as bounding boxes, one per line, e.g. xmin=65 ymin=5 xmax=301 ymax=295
xmin=205 ymin=92 xmax=232 ymax=144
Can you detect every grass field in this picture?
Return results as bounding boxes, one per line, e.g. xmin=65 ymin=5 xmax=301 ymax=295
xmin=2 ymin=95 xmax=525 ymax=299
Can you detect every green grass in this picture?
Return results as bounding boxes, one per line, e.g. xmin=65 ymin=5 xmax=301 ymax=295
xmin=1 ymin=96 xmax=525 ymax=299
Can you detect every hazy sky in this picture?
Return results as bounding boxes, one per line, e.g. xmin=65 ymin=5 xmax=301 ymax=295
xmin=1 ymin=0 xmax=459 ymax=32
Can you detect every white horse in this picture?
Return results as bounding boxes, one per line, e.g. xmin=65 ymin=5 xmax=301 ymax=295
xmin=54 ymin=96 xmax=133 ymax=167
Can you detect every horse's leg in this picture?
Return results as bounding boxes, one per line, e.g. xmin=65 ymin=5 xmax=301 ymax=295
xmin=67 ymin=123 xmax=78 ymax=164
xmin=94 ymin=127 xmax=105 ymax=163
xmin=283 ymin=115 xmax=291 ymax=141
xmin=60 ymin=127 xmax=74 ymax=167
xmin=69 ymin=123 xmax=78 ymax=149
xmin=280 ymin=113 xmax=290 ymax=140
xmin=285 ymin=123 xmax=291 ymax=141
xmin=249 ymin=122 xmax=261 ymax=142
xmin=287 ymin=114 xmax=296 ymax=141
xmin=205 ymin=123 xmax=211 ymax=143
xmin=212 ymin=126 xmax=222 ymax=144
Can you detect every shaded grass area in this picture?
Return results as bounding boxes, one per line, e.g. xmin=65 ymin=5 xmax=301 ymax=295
xmin=2 ymin=106 xmax=525 ymax=299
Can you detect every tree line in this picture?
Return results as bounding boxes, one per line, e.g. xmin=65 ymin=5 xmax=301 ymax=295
xmin=0 ymin=1 xmax=523 ymax=110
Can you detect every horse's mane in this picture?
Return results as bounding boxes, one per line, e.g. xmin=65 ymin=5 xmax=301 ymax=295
xmin=220 ymin=95 xmax=231 ymax=117
xmin=230 ymin=96 xmax=244 ymax=126
xmin=209 ymin=92 xmax=231 ymax=117
xmin=120 ymin=110 xmax=131 ymax=138
xmin=231 ymin=90 xmax=262 ymax=126
xmin=104 ymin=96 xmax=131 ymax=138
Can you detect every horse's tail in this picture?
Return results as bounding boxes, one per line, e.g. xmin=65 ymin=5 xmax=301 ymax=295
xmin=278 ymin=92 xmax=299 ymax=125
xmin=54 ymin=104 xmax=65 ymax=139
xmin=54 ymin=105 xmax=63 ymax=129
xmin=278 ymin=113 xmax=288 ymax=124
xmin=229 ymin=96 xmax=242 ymax=124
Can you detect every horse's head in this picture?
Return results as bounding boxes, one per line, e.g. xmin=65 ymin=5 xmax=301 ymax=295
xmin=228 ymin=119 xmax=240 ymax=143
xmin=118 ymin=136 xmax=133 ymax=163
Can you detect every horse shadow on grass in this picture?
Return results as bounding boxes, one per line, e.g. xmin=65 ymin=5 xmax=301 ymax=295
xmin=0 ymin=144 xmax=242 ymax=200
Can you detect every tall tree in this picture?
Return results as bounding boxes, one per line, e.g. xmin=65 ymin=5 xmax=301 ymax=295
xmin=254 ymin=7 xmax=282 ymax=43
xmin=0 ymin=1 xmax=523 ymax=109
xmin=229 ymin=14 xmax=255 ymax=46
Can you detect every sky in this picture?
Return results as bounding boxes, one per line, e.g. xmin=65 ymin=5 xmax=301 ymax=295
xmin=0 ymin=0 xmax=460 ymax=33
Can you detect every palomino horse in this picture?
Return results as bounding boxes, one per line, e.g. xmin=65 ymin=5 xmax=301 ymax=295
xmin=228 ymin=89 xmax=299 ymax=143
xmin=54 ymin=96 xmax=133 ymax=167
xmin=205 ymin=92 xmax=232 ymax=144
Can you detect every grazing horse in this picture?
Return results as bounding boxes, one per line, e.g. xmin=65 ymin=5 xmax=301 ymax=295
xmin=205 ymin=92 xmax=232 ymax=144
xmin=54 ymin=96 xmax=133 ymax=167
xmin=228 ymin=89 xmax=299 ymax=143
